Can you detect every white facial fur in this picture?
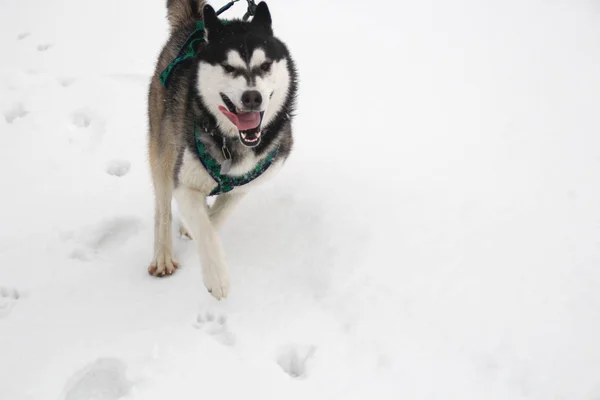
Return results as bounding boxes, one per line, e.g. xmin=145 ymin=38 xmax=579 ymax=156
xmin=197 ymin=48 xmax=290 ymax=136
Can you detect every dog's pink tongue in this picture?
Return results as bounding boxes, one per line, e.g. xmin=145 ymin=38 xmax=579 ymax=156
xmin=218 ymin=106 xmax=261 ymax=130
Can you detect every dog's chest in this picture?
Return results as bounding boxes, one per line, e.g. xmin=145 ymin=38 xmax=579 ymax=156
xmin=178 ymin=149 xmax=217 ymax=193
xmin=227 ymin=150 xmax=261 ymax=176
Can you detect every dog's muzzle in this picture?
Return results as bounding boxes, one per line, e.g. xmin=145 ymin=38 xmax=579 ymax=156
xmin=219 ymin=93 xmax=265 ymax=147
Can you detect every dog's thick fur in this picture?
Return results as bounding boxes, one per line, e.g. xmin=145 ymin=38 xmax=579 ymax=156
xmin=147 ymin=0 xmax=297 ymax=299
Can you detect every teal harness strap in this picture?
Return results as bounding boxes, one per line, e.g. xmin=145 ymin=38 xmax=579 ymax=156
xmin=160 ymin=19 xmax=233 ymax=87
xmin=160 ymin=21 xmax=208 ymax=87
xmin=194 ymin=123 xmax=279 ymax=196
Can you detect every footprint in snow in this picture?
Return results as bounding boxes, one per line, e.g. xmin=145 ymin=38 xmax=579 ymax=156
xmin=0 ymin=287 xmax=20 ymax=319
xmin=276 ymin=345 xmax=317 ymax=379
xmin=71 ymin=110 xmax=93 ymax=128
xmin=194 ymin=311 xmax=235 ymax=346
xmin=60 ymin=358 xmax=132 ymax=400
xmin=36 ymin=43 xmax=53 ymax=52
xmin=17 ymin=32 xmax=30 ymax=40
xmin=58 ymin=77 xmax=76 ymax=87
xmin=67 ymin=108 xmax=106 ymax=149
xmin=106 ymin=159 xmax=131 ymax=177
xmin=69 ymin=216 xmax=143 ymax=261
xmin=4 ymin=103 xmax=28 ymax=124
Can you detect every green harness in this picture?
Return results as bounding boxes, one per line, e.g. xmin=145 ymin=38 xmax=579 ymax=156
xmin=159 ymin=20 xmax=212 ymax=88
xmin=160 ymin=2 xmax=279 ymax=197
xmin=194 ymin=123 xmax=279 ymax=196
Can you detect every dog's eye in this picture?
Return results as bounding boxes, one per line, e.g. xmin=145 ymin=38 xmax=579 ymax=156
xmin=260 ymin=61 xmax=272 ymax=72
xmin=222 ymin=64 xmax=235 ymax=73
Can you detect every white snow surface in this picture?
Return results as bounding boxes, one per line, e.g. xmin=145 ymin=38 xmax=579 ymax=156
xmin=1 ymin=0 xmax=600 ymax=399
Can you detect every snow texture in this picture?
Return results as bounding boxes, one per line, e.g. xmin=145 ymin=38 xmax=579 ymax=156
xmin=1 ymin=0 xmax=600 ymax=399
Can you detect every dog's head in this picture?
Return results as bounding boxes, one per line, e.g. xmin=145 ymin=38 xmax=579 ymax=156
xmin=197 ymin=2 xmax=294 ymax=147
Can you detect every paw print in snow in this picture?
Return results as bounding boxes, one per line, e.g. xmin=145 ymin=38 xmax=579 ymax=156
xmin=106 ymin=159 xmax=131 ymax=177
xmin=60 ymin=358 xmax=132 ymax=400
xmin=194 ymin=311 xmax=235 ymax=346
xmin=0 ymin=287 xmax=20 ymax=318
xmin=71 ymin=110 xmax=92 ymax=128
xmin=4 ymin=103 xmax=28 ymax=124
xmin=276 ymin=345 xmax=317 ymax=378
xmin=58 ymin=77 xmax=77 ymax=87
xmin=68 ymin=216 xmax=143 ymax=261
xmin=37 ymin=43 xmax=53 ymax=51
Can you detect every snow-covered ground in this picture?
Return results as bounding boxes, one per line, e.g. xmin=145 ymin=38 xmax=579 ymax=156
xmin=1 ymin=0 xmax=600 ymax=398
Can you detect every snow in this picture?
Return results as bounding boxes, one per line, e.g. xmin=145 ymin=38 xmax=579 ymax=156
xmin=1 ymin=0 xmax=600 ymax=398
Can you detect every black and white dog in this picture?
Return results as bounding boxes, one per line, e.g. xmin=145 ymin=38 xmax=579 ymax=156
xmin=147 ymin=0 xmax=297 ymax=299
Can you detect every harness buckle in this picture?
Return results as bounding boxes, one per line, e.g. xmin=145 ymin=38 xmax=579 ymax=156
xmin=220 ymin=137 xmax=232 ymax=174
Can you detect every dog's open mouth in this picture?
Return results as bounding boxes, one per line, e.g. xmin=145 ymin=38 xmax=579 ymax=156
xmin=218 ymin=94 xmax=264 ymax=147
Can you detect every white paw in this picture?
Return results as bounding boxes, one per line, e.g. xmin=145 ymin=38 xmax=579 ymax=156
xmin=202 ymin=261 xmax=230 ymax=300
xmin=149 ymin=249 xmax=179 ymax=277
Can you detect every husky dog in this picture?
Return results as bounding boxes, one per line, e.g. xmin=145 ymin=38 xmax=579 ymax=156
xmin=147 ymin=0 xmax=297 ymax=299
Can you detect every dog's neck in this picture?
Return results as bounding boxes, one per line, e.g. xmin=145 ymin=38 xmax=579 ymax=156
xmin=194 ymin=109 xmax=266 ymax=178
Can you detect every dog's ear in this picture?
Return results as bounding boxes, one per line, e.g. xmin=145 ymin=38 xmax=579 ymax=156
xmin=203 ymin=4 xmax=223 ymax=41
xmin=252 ymin=2 xmax=273 ymax=34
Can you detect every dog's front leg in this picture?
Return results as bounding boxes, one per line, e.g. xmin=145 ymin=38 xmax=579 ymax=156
xmin=149 ymin=169 xmax=178 ymax=277
xmin=209 ymin=192 xmax=246 ymax=230
xmin=174 ymin=186 xmax=230 ymax=299
xmin=178 ymin=192 xmax=245 ymax=238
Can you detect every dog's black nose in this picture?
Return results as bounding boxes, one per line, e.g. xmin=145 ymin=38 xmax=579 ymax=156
xmin=241 ymin=90 xmax=262 ymax=109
